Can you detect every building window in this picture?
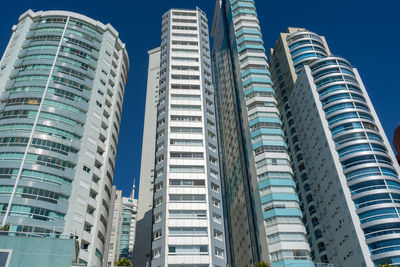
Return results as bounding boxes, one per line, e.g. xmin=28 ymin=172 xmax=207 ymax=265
xmin=170 ymin=165 xmax=204 ymax=173
xmin=95 ymin=248 xmax=102 ymax=261
xmin=169 ymin=210 xmax=206 ymax=218
xmin=169 ymin=227 xmax=207 ymax=236
xmin=210 ymin=168 xmax=218 ymax=178
xmin=153 ymin=213 xmax=162 ymax=223
xmin=83 ymin=165 xmax=91 ymax=173
xmin=169 ymin=194 xmax=206 ymax=203
xmin=156 ymin=154 xmax=164 ymax=164
xmin=209 ymin=156 xmax=217 ymax=165
xmin=152 ymin=229 xmax=162 ymax=240
xmin=168 ymin=245 xmax=208 ymax=255
xmin=212 ymin=197 xmax=220 ymax=208
xmin=155 ymin=168 xmax=164 ymax=177
xmin=152 ymin=248 xmax=161 ymax=259
xmin=154 ymin=197 xmax=162 ymax=207
xmin=215 ymin=247 xmax=224 ymax=259
xmin=0 ymin=250 xmax=11 ymax=267
xmin=154 ymin=182 xmax=163 ymax=192
xmin=213 ymin=213 xmax=222 ymax=224
xmin=211 ymin=182 xmax=219 ymax=192
xmin=214 ymin=229 xmax=223 ymax=240
xmin=169 ymin=179 xmax=205 ymax=187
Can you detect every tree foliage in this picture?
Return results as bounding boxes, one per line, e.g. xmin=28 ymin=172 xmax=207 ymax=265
xmin=0 ymin=224 xmax=9 ymax=231
xmin=253 ymin=261 xmax=269 ymax=267
xmin=115 ymin=257 xmax=132 ymax=266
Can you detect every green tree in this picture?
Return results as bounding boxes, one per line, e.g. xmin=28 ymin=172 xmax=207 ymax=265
xmin=0 ymin=224 xmax=9 ymax=231
xmin=253 ymin=261 xmax=269 ymax=267
xmin=115 ymin=257 xmax=132 ymax=266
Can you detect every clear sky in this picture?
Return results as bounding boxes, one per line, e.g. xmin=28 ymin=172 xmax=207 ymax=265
xmin=0 ymin=0 xmax=398 ymax=198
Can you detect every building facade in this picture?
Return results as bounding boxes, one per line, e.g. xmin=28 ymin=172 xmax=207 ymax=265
xmin=108 ymin=186 xmax=137 ymax=266
xmin=270 ymin=27 xmax=400 ymax=266
xmin=0 ymin=10 xmax=129 ymax=266
xmin=0 ymin=232 xmax=76 ymax=267
xmin=119 ymin=187 xmax=138 ymax=263
xmin=393 ymin=125 xmax=400 ymax=165
xmin=149 ymin=8 xmax=226 ymax=267
xmin=269 ymin=27 xmax=332 ymax=264
xmin=108 ymin=190 xmax=123 ymax=265
xmin=135 ymin=46 xmax=160 ymax=267
xmin=211 ymin=1 xmax=313 ymax=267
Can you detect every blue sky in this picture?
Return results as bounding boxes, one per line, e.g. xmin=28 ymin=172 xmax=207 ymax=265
xmin=1 ymin=0 xmax=398 ymax=197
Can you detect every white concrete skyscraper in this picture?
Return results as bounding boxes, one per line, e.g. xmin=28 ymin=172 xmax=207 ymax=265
xmin=135 ymin=47 xmax=160 ymax=267
xmin=0 ymin=10 xmax=128 ymax=266
xmin=137 ymin=7 xmax=227 ymax=267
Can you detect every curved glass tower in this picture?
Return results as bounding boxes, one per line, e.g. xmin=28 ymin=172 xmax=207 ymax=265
xmin=309 ymin=56 xmax=400 ymax=265
xmin=287 ymin=30 xmax=329 ymax=74
xmin=270 ymin=28 xmax=400 ymax=266
xmin=0 ymin=10 xmax=129 ymax=266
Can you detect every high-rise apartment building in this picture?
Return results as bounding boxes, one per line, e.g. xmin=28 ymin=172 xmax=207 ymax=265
xmin=270 ymin=27 xmax=400 ymax=266
xmin=146 ymin=7 xmax=226 ymax=267
xmin=108 ymin=186 xmax=137 ymax=266
xmin=135 ymin=46 xmax=160 ymax=267
xmin=211 ymin=1 xmax=313 ymax=267
xmin=119 ymin=186 xmax=138 ymax=262
xmin=109 ymin=190 xmax=123 ymax=265
xmin=0 ymin=10 xmax=129 ymax=266
xmin=269 ymin=28 xmax=332 ymax=264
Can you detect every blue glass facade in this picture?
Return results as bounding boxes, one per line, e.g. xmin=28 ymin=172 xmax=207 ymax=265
xmin=0 ymin=10 xmax=129 ymax=266
xmin=270 ymin=27 xmax=400 ymax=266
xmin=0 ymin=15 xmax=99 ymax=235
xmin=212 ymin=1 xmax=313 ymax=266
xmin=309 ymin=57 xmax=400 ymax=265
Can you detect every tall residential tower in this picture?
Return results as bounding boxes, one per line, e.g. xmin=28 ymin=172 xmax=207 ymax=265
xmin=269 ymin=28 xmax=332 ymax=264
xmin=108 ymin=186 xmax=138 ymax=265
xmin=0 ymin=10 xmax=128 ymax=266
xmin=211 ymin=1 xmax=313 ymax=267
xmin=147 ymin=8 xmax=227 ymax=267
xmin=270 ymin=27 xmax=400 ymax=266
xmin=135 ymin=47 xmax=160 ymax=267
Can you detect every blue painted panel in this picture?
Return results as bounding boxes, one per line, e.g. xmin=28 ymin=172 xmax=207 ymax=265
xmin=263 ymin=208 xmax=303 ymax=219
xmin=249 ymin=117 xmax=282 ymax=127
xmin=238 ymin=44 xmax=265 ymax=53
xmin=271 ymin=259 xmax=314 ymax=267
xmin=232 ymin=2 xmax=255 ymax=9
xmin=241 ymin=68 xmax=270 ymax=77
xmin=242 ymin=77 xmax=272 ymax=87
xmin=258 ymin=178 xmax=296 ymax=189
xmin=261 ymin=193 xmax=299 ymax=204
xmin=236 ymin=29 xmax=261 ymax=38
xmin=0 ymin=235 xmax=75 ymax=267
